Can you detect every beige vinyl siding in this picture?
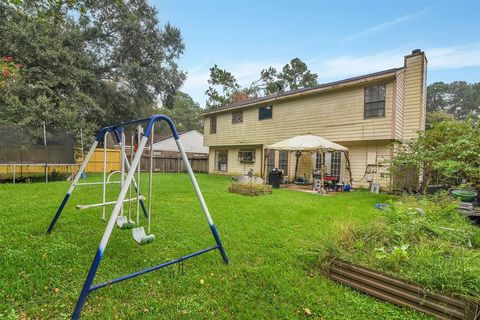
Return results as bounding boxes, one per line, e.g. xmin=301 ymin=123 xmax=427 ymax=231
xmin=403 ymin=54 xmax=426 ymax=140
xmin=203 ymin=51 xmax=426 ymax=189
xmin=208 ymin=146 xmax=262 ymax=176
xmin=393 ymin=70 xmax=405 ymax=140
xmin=342 ymin=140 xmax=392 ymax=189
xmin=421 ymin=59 xmax=428 ymax=130
xmin=204 ymin=81 xmax=394 ymax=147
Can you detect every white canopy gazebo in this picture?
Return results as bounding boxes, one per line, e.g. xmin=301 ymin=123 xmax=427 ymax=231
xmin=265 ymin=134 xmax=352 ymax=190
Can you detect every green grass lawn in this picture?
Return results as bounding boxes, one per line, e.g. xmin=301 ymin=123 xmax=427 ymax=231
xmin=0 ymin=173 xmax=431 ymax=319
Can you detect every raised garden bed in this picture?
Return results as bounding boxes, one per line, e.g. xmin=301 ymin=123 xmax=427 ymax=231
xmin=327 ymin=259 xmax=479 ymax=320
xmin=323 ymin=193 xmax=480 ymax=312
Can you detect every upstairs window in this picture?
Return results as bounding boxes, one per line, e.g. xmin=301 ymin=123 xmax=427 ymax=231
xmin=259 ymin=106 xmax=272 ymax=120
xmin=238 ymin=149 xmax=255 ymax=163
xmin=364 ymin=85 xmax=386 ymax=118
xmin=232 ymin=111 xmax=243 ymax=124
xmin=210 ymin=115 xmax=217 ymax=134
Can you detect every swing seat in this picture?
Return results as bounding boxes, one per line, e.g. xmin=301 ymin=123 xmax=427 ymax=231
xmin=116 ymin=216 xmax=134 ymax=229
xmin=132 ymin=227 xmax=155 ymax=245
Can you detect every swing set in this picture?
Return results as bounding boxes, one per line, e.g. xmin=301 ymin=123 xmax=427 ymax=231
xmin=46 ymin=115 xmax=228 ymax=320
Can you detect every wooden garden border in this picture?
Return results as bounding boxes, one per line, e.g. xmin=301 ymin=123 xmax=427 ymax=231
xmin=327 ymin=259 xmax=479 ymax=320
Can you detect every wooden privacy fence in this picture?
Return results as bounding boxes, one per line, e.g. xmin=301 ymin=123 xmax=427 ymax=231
xmin=86 ymin=148 xmax=208 ymax=173
xmin=140 ymin=156 xmax=209 ymax=173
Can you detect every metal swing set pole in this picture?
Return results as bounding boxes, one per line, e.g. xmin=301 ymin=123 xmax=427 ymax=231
xmin=46 ymin=130 xmax=148 ymax=235
xmin=65 ymin=115 xmax=227 ymax=320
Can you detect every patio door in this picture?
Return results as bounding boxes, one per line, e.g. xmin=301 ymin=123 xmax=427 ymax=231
xmin=278 ymin=151 xmax=288 ymax=175
xmin=315 ymin=152 xmax=325 ymax=170
xmin=330 ymin=152 xmax=342 ymax=180
xmin=316 ymin=151 xmax=342 ymax=180
xmin=266 ymin=150 xmax=275 ymax=173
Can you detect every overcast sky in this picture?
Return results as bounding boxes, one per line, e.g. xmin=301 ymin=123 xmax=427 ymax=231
xmin=152 ymin=0 xmax=480 ymax=107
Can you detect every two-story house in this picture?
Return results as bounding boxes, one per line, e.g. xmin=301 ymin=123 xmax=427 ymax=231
xmin=203 ymin=49 xmax=427 ymax=189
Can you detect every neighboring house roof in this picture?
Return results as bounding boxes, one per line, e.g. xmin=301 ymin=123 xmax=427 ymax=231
xmin=202 ymin=67 xmax=402 ymax=116
xmin=152 ymin=130 xmax=208 ymax=154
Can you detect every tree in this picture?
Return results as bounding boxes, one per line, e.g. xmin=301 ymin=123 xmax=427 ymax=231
xmin=427 ymin=81 xmax=480 ymax=120
xmin=0 ymin=0 xmax=185 ymax=144
xmin=425 ymin=111 xmax=455 ymax=130
xmin=392 ymin=117 xmax=480 ymax=193
xmin=205 ymin=65 xmax=242 ymax=109
xmin=276 ymin=58 xmax=318 ymax=91
xmin=158 ymin=91 xmax=203 ymax=133
xmin=205 ymin=58 xmax=318 ymax=109
xmin=0 ymin=4 xmax=104 ymax=142
xmin=79 ymin=0 xmax=185 ymax=116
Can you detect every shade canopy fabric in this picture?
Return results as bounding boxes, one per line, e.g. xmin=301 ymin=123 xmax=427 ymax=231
xmin=266 ymin=134 xmax=348 ymax=152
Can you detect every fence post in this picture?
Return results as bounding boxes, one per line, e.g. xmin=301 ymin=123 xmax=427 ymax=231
xmin=13 ymin=164 xmax=15 ymax=184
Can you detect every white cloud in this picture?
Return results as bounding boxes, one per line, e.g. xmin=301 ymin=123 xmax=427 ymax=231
xmin=340 ymin=6 xmax=433 ymax=43
xmin=313 ymin=50 xmax=403 ymax=79
xmin=341 ymin=14 xmax=414 ymax=43
xmin=428 ymin=44 xmax=480 ymax=69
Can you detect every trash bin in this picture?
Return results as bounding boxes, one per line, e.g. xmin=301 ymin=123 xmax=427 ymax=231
xmin=268 ymin=169 xmax=282 ymax=189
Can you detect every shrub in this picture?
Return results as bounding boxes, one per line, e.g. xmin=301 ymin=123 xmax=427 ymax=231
xmin=391 ymin=117 xmax=480 ymax=193
xmin=228 ymin=183 xmax=272 ymax=196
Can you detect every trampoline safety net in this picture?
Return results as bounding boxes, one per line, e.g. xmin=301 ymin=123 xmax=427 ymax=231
xmin=0 ymin=125 xmax=75 ymax=164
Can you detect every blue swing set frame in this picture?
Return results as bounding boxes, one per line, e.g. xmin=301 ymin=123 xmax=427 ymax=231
xmin=46 ymin=115 xmax=228 ymax=320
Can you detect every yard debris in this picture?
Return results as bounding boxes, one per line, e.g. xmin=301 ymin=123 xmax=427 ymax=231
xmin=200 ymin=278 xmax=205 ymax=285
xmin=458 ymin=202 xmax=474 ymax=215
xmin=303 ymin=307 xmax=312 ymax=316
xmin=54 ymin=288 xmax=60 ymax=293
xmin=228 ymin=182 xmax=272 ymax=196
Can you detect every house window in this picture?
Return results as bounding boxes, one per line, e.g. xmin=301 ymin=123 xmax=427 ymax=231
xmin=210 ymin=115 xmax=217 ymax=134
xmin=259 ymin=106 xmax=272 ymax=120
xmin=238 ymin=149 xmax=255 ymax=163
xmin=214 ymin=150 xmax=228 ymax=171
xmin=232 ymin=111 xmax=243 ymax=124
xmin=266 ymin=150 xmax=275 ymax=173
xmin=279 ymin=151 xmax=288 ymax=174
xmin=364 ymin=85 xmax=386 ymax=118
